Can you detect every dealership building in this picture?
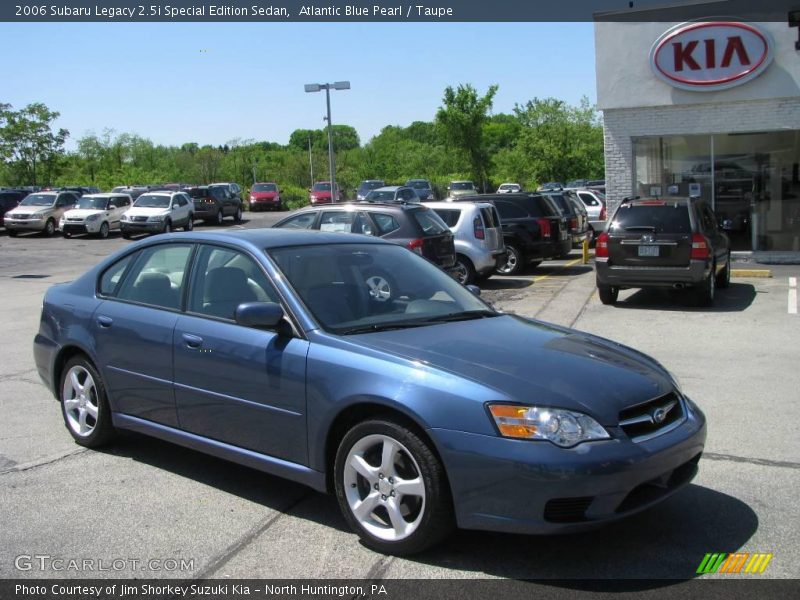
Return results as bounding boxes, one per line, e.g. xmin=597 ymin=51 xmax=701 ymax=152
xmin=595 ymin=11 xmax=800 ymax=257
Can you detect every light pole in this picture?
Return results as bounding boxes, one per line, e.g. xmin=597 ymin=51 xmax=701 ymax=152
xmin=304 ymin=81 xmax=350 ymax=200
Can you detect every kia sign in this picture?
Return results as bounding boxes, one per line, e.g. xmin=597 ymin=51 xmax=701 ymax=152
xmin=650 ymin=22 xmax=773 ymax=91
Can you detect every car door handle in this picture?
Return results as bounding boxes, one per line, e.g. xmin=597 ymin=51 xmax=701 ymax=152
xmin=182 ymin=333 xmax=203 ymax=349
xmin=96 ymin=315 xmax=113 ymax=328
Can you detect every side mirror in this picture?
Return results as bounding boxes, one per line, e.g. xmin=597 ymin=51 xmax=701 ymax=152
xmin=235 ymin=301 xmax=287 ymax=331
xmin=465 ymin=284 xmax=481 ymax=296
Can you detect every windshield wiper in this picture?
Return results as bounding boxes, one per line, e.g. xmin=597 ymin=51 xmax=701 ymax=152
xmin=413 ymin=309 xmax=499 ymax=324
xmin=339 ymin=321 xmax=433 ymax=335
xmin=624 ymin=225 xmax=657 ymax=232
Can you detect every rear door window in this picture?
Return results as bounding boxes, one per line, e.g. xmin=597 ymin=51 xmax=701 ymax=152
xmin=319 ymin=211 xmax=355 ymax=233
xmin=495 ymin=200 xmax=527 ymax=220
xmin=611 ymin=203 xmax=692 ymax=234
xmin=480 ymin=207 xmax=498 ymax=228
xmin=371 ymin=213 xmax=401 ymax=234
xmin=434 ymin=209 xmax=461 ymax=228
xmin=412 ymin=210 xmax=449 ymax=236
xmin=578 ymin=192 xmax=600 ymax=207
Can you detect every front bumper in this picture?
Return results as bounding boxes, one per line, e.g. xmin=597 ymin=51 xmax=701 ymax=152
xmin=596 ymin=259 xmax=710 ymax=289
xmin=121 ymin=221 xmax=165 ymax=233
xmin=4 ymin=218 xmax=47 ymax=232
xmin=61 ymin=220 xmax=103 ymax=235
xmin=251 ymin=198 xmax=281 ymax=209
xmin=430 ymin=398 xmax=706 ymax=534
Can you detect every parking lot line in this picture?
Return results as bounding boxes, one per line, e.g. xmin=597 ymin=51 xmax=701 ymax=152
xmin=790 ymin=277 xmax=797 ymax=315
xmin=533 ymin=257 xmax=584 ymax=283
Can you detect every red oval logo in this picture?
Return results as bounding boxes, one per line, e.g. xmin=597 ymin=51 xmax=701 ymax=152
xmin=650 ymin=22 xmax=772 ymax=91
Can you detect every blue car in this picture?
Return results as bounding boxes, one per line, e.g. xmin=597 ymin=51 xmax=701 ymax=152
xmin=33 ymin=229 xmax=706 ymax=555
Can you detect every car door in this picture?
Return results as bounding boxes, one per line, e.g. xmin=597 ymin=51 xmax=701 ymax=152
xmin=109 ymin=195 xmax=130 ymax=229
xmin=92 ymin=243 xmax=195 ymax=427
xmin=699 ymin=202 xmax=730 ymax=266
xmin=173 ymin=244 xmax=309 ymax=463
xmin=170 ymin=194 xmax=188 ymax=224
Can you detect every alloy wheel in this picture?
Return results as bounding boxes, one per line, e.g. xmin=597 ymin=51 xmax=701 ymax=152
xmin=343 ymin=434 xmax=426 ymax=542
xmin=62 ymin=365 xmax=99 ymax=438
xmin=366 ymin=275 xmax=392 ymax=302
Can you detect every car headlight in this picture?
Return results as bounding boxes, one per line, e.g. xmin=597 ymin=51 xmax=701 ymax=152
xmin=86 ymin=214 xmax=100 ymax=222
xmin=488 ymin=404 xmax=610 ymax=447
xmin=30 ymin=214 xmax=44 ymax=220
xmin=121 ymin=214 xmax=129 ymax=221
xmin=250 ymin=195 xmax=256 ymax=201
xmin=148 ymin=214 xmax=166 ymax=222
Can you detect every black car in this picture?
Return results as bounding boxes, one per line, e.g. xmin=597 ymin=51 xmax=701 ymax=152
xmin=458 ymin=193 xmax=571 ymax=275
xmin=185 ymin=185 xmax=243 ymax=224
xmin=595 ymin=197 xmax=731 ymax=306
xmin=543 ymin=190 xmax=590 ymax=250
xmin=273 ymin=203 xmax=457 ymax=272
xmin=355 ymin=180 xmax=386 ymax=202
xmin=405 ymin=179 xmax=436 ymax=201
xmin=0 ymin=189 xmax=27 ymax=227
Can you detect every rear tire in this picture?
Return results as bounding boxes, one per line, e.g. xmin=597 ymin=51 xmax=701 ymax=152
xmin=598 ymin=285 xmax=619 ymax=305
xmin=234 ymin=206 xmax=243 ymax=223
xmin=216 ymin=210 xmax=224 ymax=226
xmin=452 ymin=255 xmax=476 ymax=285
xmin=60 ymin=356 xmax=116 ymax=448
xmin=716 ymin=253 xmax=731 ymax=288
xmin=496 ymin=245 xmax=523 ymax=275
xmin=695 ymin=267 xmax=715 ymax=307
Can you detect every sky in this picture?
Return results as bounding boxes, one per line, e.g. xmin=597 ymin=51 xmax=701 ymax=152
xmin=1 ymin=22 xmax=598 ymax=149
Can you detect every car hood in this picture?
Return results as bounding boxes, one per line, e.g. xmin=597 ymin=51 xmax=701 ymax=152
xmin=7 ymin=206 xmax=53 ymax=215
xmin=125 ymin=207 xmax=169 ymax=217
xmin=351 ymin=314 xmax=673 ymax=425
xmin=449 ymin=189 xmax=475 ymax=197
xmin=63 ymin=209 xmax=105 ymax=219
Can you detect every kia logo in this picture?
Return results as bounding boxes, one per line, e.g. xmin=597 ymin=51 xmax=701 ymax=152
xmin=650 ymin=22 xmax=773 ymax=91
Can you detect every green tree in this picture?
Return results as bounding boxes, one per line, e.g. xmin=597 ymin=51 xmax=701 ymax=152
xmin=0 ymin=102 xmax=69 ymax=185
xmin=435 ymin=83 xmax=498 ymax=191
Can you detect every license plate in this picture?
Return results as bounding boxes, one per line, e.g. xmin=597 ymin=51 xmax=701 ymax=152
xmin=638 ymin=245 xmax=659 ymax=257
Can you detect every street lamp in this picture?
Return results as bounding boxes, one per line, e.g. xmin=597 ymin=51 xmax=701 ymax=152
xmin=304 ymin=81 xmax=350 ymax=200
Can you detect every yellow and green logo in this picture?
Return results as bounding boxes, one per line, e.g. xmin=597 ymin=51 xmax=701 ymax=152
xmin=696 ymin=552 xmax=773 ymax=574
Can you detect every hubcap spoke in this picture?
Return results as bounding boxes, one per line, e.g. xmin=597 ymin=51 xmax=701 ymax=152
xmin=69 ymin=370 xmax=83 ymax=394
xmin=380 ymin=439 xmax=399 ymax=475
xmin=352 ymin=491 xmax=381 ymax=521
xmin=350 ymin=454 xmax=378 ymax=482
xmin=85 ymin=402 xmax=98 ymax=420
xmin=63 ymin=398 xmax=80 ymax=412
xmin=385 ymin=497 xmax=408 ymax=537
xmin=78 ymin=408 xmax=89 ymax=434
xmin=393 ymin=476 xmax=424 ymax=498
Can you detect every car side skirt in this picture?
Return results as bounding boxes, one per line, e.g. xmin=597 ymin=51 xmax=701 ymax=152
xmin=112 ymin=413 xmax=327 ymax=492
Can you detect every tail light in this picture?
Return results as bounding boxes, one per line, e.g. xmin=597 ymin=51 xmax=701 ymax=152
xmin=473 ymin=216 xmax=485 ymax=239
xmin=599 ymin=204 xmax=607 ymax=221
xmin=407 ymin=238 xmax=424 ymax=255
xmin=691 ymin=233 xmax=710 ymax=259
xmin=536 ymin=218 xmax=552 ymax=238
xmin=569 ymin=217 xmax=577 ymax=230
xmin=595 ymin=232 xmax=609 ymax=258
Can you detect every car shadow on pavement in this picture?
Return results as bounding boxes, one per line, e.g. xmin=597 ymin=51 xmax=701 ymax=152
xmin=479 ymin=278 xmax=534 ymax=291
xmin=100 ymin=432 xmax=351 ymax=534
xmin=613 ymin=283 xmax=757 ymax=312
xmin=530 ymin=265 xmax=595 ymax=277
xmin=411 ymin=484 xmax=758 ymax=584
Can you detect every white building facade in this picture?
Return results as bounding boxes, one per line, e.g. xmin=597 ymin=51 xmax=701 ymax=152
xmin=595 ymin=18 xmax=800 ymax=255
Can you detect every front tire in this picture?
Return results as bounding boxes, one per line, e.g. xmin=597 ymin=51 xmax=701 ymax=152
xmin=98 ymin=222 xmax=109 ymax=239
xmin=598 ymin=284 xmax=619 ymax=305
xmin=60 ymin=356 xmax=116 ymax=448
xmin=496 ymin=245 xmax=523 ymax=275
xmin=8 ymin=229 xmax=18 ymax=237
xmin=44 ymin=219 xmax=56 ymax=237
xmin=334 ymin=419 xmax=454 ymax=555
xmin=161 ymin=220 xmax=172 ymax=235
xmin=216 ymin=210 xmax=224 ymax=226
xmin=185 ymin=215 xmax=194 ymax=231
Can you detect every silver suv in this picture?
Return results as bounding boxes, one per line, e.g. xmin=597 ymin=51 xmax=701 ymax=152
xmin=4 ymin=191 xmax=78 ymax=237
xmin=426 ymin=201 xmax=506 ymax=285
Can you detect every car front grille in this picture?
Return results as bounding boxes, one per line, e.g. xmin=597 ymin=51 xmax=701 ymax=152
xmin=618 ymin=391 xmax=685 ymax=442
xmin=66 ymin=217 xmax=84 ymax=222
xmin=543 ymin=497 xmax=594 ymax=523
xmin=132 ymin=216 xmax=148 ymax=222
xmin=13 ymin=214 xmax=30 ymax=219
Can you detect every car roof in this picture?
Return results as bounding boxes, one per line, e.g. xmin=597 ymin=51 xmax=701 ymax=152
xmin=424 ymin=201 xmax=492 ymax=210
xmin=163 ymin=228 xmax=391 ymax=250
xmin=372 ymin=186 xmax=402 ymax=192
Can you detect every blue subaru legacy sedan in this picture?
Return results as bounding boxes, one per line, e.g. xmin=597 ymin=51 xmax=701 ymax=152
xmin=33 ymin=229 xmax=706 ymax=555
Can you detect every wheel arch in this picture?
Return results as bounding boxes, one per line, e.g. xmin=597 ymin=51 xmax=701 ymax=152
xmin=323 ymin=401 xmax=451 ymax=497
xmin=52 ymin=344 xmax=97 ymax=401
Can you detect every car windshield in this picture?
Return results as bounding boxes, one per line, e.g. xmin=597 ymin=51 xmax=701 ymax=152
xmin=253 ymin=184 xmax=277 ymax=192
xmin=268 ymin=243 xmax=494 ymax=334
xmin=134 ymin=194 xmax=170 ymax=208
xmin=364 ymin=190 xmax=396 ymax=202
xmin=313 ymin=183 xmax=332 ymax=192
xmin=450 ymin=182 xmax=474 ymax=190
xmin=19 ymin=194 xmax=55 ymax=206
xmin=407 ymin=181 xmax=430 ymax=189
xmin=359 ymin=181 xmax=385 ymax=192
xmin=610 ymin=203 xmax=691 ymax=234
xmin=76 ymin=197 xmax=109 ymax=210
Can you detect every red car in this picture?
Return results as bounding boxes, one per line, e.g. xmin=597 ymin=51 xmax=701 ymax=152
xmin=309 ymin=181 xmax=342 ymax=204
xmin=249 ymin=182 xmax=282 ymax=211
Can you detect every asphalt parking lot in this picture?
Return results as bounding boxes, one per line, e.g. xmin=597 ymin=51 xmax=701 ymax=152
xmin=1 ymin=213 xmax=798 ymax=583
